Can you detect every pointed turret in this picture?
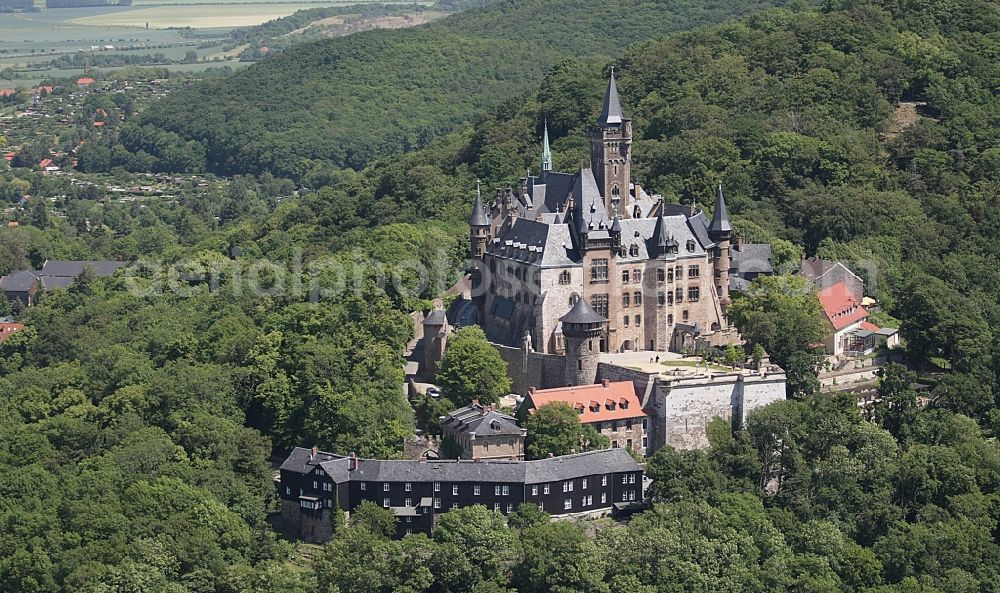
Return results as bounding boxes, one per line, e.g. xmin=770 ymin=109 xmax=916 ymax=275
xmin=708 ymin=182 xmax=732 ymax=240
xmin=541 ymin=120 xmax=553 ymax=172
xmin=468 ymin=183 xmax=489 ymax=228
xmin=552 ymin=211 xmax=562 ymax=224
xmin=599 ymin=69 xmax=624 ymax=127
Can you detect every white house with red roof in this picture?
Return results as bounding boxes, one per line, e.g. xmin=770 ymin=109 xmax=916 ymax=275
xmin=818 ymin=282 xmax=898 ymax=356
xmin=521 ymin=380 xmax=647 ymax=455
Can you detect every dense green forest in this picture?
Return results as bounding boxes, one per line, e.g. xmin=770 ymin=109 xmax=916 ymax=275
xmin=108 ymin=0 xmax=797 ymax=177
xmin=3 ymin=0 xmax=1000 ymax=590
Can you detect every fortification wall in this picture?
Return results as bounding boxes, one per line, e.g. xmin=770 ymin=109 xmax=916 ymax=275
xmin=493 ymin=342 xmax=567 ymax=394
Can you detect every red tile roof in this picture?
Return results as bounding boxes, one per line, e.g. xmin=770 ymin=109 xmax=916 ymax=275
xmin=818 ymin=282 xmax=868 ymax=331
xmin=77 ymin=78 xmax=95 ymax=86
xmin=861 ymin=321 xmax=880 ymax=332
xmin=0 ymin=323 xmax=24 ymax=344
xmin=39 ymin=159 xmax=53 ymax=168
xmin=526 ymin=381 xmax=645 ymax=423
xmin=0 ymin=89 xmax=16 ymax=97
xmin=93 ymin=121 xmax=105 ymax=127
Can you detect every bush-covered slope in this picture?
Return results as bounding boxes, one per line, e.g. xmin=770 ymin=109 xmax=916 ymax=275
xmin=125 ymin=0 xmax=797 ymax=177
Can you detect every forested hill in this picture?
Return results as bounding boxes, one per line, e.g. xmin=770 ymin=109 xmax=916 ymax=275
xmin=122 ymin=0 xmax=797 ymax=178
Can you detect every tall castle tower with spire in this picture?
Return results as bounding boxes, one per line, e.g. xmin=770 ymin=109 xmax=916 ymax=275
xmin=467 ymin=70 xmax=771 ymax=375
xmin=588 ymin=69 xmax=633 ymax=219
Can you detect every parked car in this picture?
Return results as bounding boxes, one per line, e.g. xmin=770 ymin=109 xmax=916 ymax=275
xmin=426 ymin=387 xmax=442 ymax=398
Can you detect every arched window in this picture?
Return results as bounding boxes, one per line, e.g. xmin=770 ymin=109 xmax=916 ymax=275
xmin=686 ymin=240 xmax=696 ymax=252
xmin=629 ymin=244 xmax=639 ymax=257
xmin=559 ymin=270 xmax=571 ymax=285
xmin=612 ymin=184 xmax=620 ymax=197
xmin=569 ymin=293 xmax=580 ymax=307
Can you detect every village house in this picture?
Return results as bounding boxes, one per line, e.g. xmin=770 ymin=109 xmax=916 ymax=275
xmin=520 ymin=380 xmax=647 ymax=456
xmin=0 ymin=322 xmax=24 ymax=344
xmin=440 ymin=400 xmax=526 ymax=460
xmin=818 ymin=281 xmax=899 ymax=356
xmin=0 ymin=260 xmax=128 ymax=306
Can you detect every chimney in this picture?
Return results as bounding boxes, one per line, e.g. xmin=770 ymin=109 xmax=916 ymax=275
xmin=602 ymin=379 xmax=610 ymax=388
xmin=310 ymin=446 xmax=317 ymax=461
xmin=349 ymin=452 xmax=358 ymax=471
xmin=737 ymin=236 xmax=743 ymax=251
xmin=528 ymin=386 xmax=536 ymax=395
xmin=472 ymin=398 xmax=479 ymax=408
xmin=548 ymin=452 xmax=554 ymax=458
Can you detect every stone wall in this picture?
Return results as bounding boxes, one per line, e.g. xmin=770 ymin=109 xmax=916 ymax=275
xmin=493 ymin=341 xmax=567 ymax=394
xmin=648 ymin=372 xmax=787 ymax=451
xmin=278 ymin=499 xmax=333 ymax=544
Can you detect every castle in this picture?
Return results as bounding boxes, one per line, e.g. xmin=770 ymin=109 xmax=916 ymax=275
xmin=469 ymin=72 xmax=765 ymax=387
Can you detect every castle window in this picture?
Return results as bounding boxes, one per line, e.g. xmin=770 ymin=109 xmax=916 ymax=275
xmin=569 ymin=293 xmax=579 ymax=307
xmin=687 ymin=240 xmax=696 ymax=252
xmin=591 ymin=294 xmax=609 ymax=318
xmin=688 ymin=287 xmax=700 ymax=302
xmin=623 ymin=316 xmax=629 ymax=327
xmin=675 ymin=288 xmax=683 ymax=303
xmin=622 ymin=270 xmax=629 ymax=283
xmin=657 ymin=292 xmax=665 ymax=306
xmin=629 ymin=244 xmax=639 ymax=257
xmin=634 ymin=270 xmax=641 ymax=283
xmin=657 ymin=269 xmax=665 ymax=284
xmin=559 ymin=270 xmax=571 ymax=285
xmin=683 ymin=310 xmax=689 ymax=322
xmin=668 ymin=314 xmax=673 ymax=324
xmin=612 ymin=184 xmax=620 ymax=197
xmin=622 ymin=293 xmax=630 ymax=308
xmin=635 ymin=315 xmax=640 ymax=325
xmin=717 ymin=285 xmax=723 ymax=297
xmin=619 ymin=247 xmax=627 ymax=257
xmin=688 ymin=265 xmax=700 ymax=278
xmin=634 ymin=292 xmax=642 ymax=305
xmin=667 ymin=291 xmax=674 ymax=305
xmin=590 ymin=258 xmax=609 ymax=281
xmin=675 ymin=266 xmax=683 ymax=279
xmin=667 ymin=268 xmax=673 ymax=282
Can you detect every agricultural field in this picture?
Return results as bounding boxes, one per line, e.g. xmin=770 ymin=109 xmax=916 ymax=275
xmin=0 ymin=0 xmax=429 ymax=86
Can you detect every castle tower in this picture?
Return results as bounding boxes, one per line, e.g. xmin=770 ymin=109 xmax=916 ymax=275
xmin=588 ymin=69 xmax=633 ymax=219
xmin=469 ymin=183 xmax=490 ymax=259
xmin=708 ymin=183 xmax=733 ymax=310
xmin=560 ymin=297 xmax=607 ymax=387
xmin=541 ymin=120 xmax=553 ymax=173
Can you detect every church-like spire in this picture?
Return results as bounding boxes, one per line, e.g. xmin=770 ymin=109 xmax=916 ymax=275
xmin=599 ymin=68 xmax=624 ymax=127
xmin=468 ymin=181 xmax=488 ymax=227
xmin=708 ymin=182 xmax=732 ymax=240
xmin=541 ymin=119 xmax=552 ymax=172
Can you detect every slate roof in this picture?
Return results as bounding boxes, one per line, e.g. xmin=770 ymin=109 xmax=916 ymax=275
xmin=560 ymin=297 xmax=606 ymax=324
xmin=441 ymin=403 xmax=525 ymax=437
xmin=469 ymin=190 xmax=489 ymax=227
xmin=40 ymin=276 xmax=75 ymax=291
xmin=730 ymin=243 xmax=773 ymax=275
xmin=280 ymin=447 xmax=344 ymax=474
xmin=708 ymin=183 xmax=732 ymax=238
xmin=40 ymin=260 xmax=127 ymax=277
xmin=0 ymin=270 xmax=39 ymax=292
xmin=599 ymin=70 xmax=625 ymax=127
xmin=308 ymin=447 xmax=640 ymax=485
xmin=423 ymin=309 xmax=447 ymax=326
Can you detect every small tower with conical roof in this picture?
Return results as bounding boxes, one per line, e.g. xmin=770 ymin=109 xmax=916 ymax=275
xmin=541 ymin=120 xmax=553 ymax=173
xmin=560 ymin=297 xmax=607 ymax=386
xmin=708 ymin=182 xmax=733 ymax=309
xmin=588 ymin=69 xmax=633 ymax=219
xmin=469 ymin=182 xmax=490 ymax=259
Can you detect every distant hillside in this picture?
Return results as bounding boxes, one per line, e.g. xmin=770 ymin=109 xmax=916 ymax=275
xmin=125 ymin=0 xmax=798 ymax=177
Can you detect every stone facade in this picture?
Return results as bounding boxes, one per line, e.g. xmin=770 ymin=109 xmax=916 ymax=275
xmin=440 ymin=402 xmax=526 ymax=460
xmin=469 ymin=73 xmax=750 ymax=368
xmin=595 ymin=362 xmax=787 ymax=451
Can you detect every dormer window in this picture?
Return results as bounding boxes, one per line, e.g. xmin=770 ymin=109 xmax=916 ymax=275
xmin=629 ymin=244 xmax=639 ymax=257
xmin=686 ymin=240 xmax=696 ymax=252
